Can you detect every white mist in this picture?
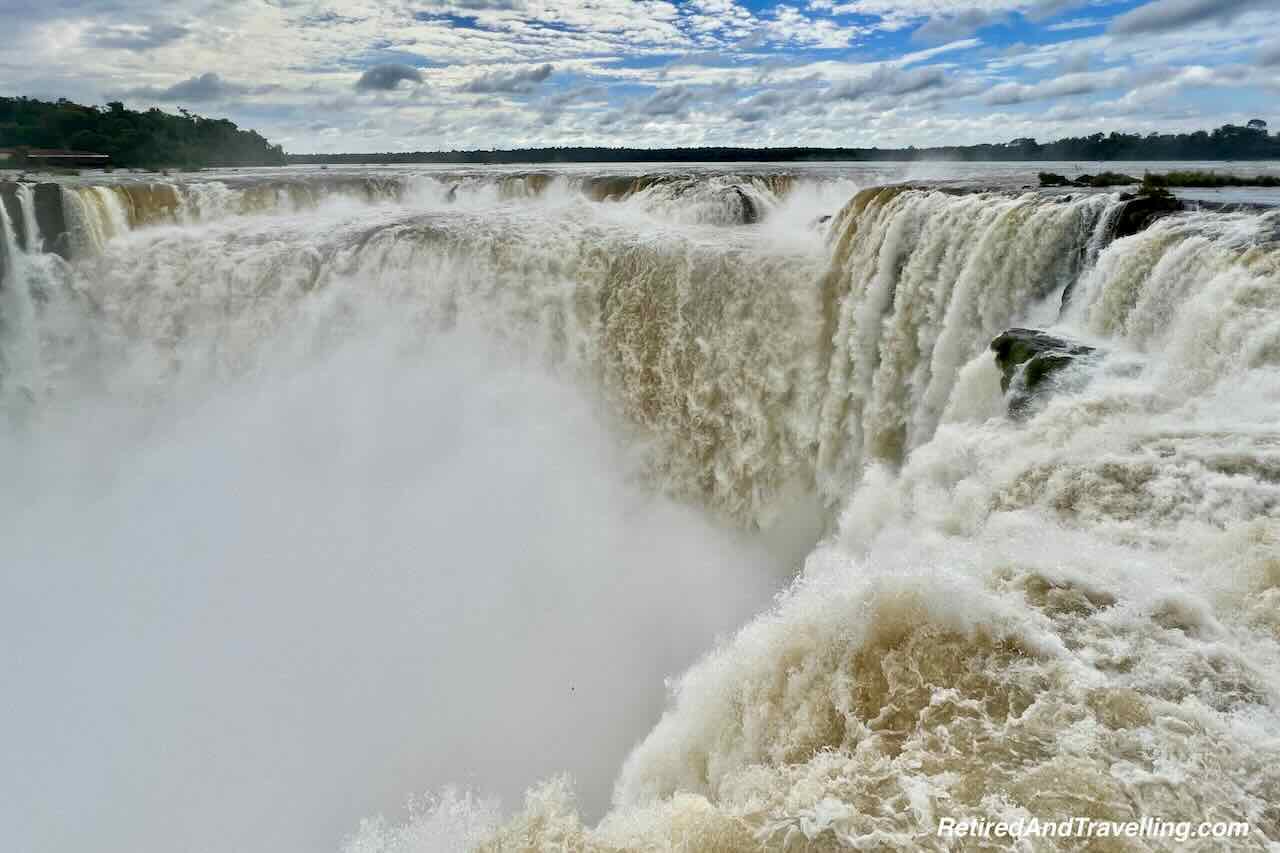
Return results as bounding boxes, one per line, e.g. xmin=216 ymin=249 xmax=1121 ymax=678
xmin=0 ymin=327 xmax=793 ymax=853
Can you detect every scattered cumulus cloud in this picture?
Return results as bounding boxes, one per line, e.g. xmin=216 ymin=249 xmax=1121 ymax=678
xmin=355 ymin=64 xmax=426 ymax=91
xmin=913 ymin=9 xmax=1007 ymax=44
xmin=121 ymin=72 xmax=264 ymax=103
xmin=462 ymin=63 xmax=553 ymax=93
xmin=1109 ymin=0 xmax=1274 ymax=35
xmin=1046 ymin=17 xmax=1102 ymax=31
xmin=84 ymin=22 xmax=190 ymax=51
xmin=985 ymin=68 xmax=1128 ymax=104
xmin=0 ymin=0 xmax=1276 ymax=151
xmin=430 ymin=0 xmax=526 ymax=9
xmin=636 ymin=86 xmax=697 ymax=117
xmin=831 ymin=65 xmax=946 ymax=100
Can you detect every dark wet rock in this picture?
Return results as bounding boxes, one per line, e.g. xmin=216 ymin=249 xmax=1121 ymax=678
xmin=582 ymin=174 xmax=672 ymax=202
xmin=1108 ymin=191 xmax=1183 ymax=242
xmin=1078 ymin=172 xmax=1138 ymax=188
xmin=730 ymin=186 xmax=759 ymax=225
xmin=0 ymin=209 xmax=9 ymax=285
xmin=1060 ymin=190 xmax=1186 ymax=311
xmin=34 ymin=183 xmax=68 ymax=257
xmin=991 ymin=328 xmax=1097 ymax=416
xmin=1039 ymin=172 xmax=1071 ymax=187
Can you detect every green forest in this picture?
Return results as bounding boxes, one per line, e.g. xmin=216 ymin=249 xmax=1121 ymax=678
xmin=290 ymin=121 xmax=1279 ymax=164
xmin=2 ymin=94 xmax=1276 ymax=168
xmin=0 ymin=96 xmax=287 ymax=168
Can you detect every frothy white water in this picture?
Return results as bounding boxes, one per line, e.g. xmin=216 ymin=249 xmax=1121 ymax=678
xmin=40 ymin=171 xmax=833 ymax=260
xmin=47 ymin=197 xmax=833 ymax=525
xmin=814 ymin=187 xmax=1114 ymax=500
xmin=2 ymin=170 xmax=1278 ymax=852
xmin=474 ymin=204 xmax=1280 ymax=851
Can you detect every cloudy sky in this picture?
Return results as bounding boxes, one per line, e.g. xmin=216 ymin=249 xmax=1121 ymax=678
xmin=1 ymin=0 xmax=1277 ymax=152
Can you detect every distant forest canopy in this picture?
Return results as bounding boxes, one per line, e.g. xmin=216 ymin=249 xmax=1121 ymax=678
xmin=291 ymin=121 xmax=1280 ymax=165
xmin=0 ymin=96 xmax=287 ymax=168
xmin=1 ymin=95 xmax=1276 ymax=168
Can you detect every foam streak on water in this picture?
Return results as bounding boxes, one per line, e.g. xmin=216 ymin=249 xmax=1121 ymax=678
xmin=1 ymin=167 xmax=1277 ymax=852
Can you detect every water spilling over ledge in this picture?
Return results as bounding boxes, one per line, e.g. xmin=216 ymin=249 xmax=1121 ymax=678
xmin=1 ymin=166 xmax=1278 ymax=852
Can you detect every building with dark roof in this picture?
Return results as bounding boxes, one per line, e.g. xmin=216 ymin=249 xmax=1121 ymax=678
xmin=0 ymin=148 xmax=110 ymax=167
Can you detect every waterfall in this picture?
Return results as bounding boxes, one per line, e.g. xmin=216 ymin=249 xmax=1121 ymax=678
xmin=15 ymin=182 xmax=42 ymax=253
xmin=814 ymin=188 xmax=1114 ymax=500
xmin=2 ymin=170 xmax=1278 ymax=853
xmin=0 ymin=198 xmax=39 ymax=397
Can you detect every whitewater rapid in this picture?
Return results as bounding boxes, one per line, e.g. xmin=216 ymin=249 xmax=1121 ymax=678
xmin=1 ymin=165 xmax=1277 ymax=852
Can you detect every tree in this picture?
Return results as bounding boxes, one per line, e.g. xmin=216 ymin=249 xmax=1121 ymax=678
xmin=0 ymin=95 xmax=288 ymax=168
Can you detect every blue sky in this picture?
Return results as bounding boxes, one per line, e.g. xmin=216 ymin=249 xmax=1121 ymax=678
xmin=1 ymin=0 xmax=1277 ymax=152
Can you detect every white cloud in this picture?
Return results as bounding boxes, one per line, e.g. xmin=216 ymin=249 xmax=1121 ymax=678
xmin=119 ymin=72 xmax=273 ymax=103
xmin=462 ymin=63 xmax=554 ymax=94
xmin=1046 ymin=17 xmax=1101 ymax=31
xmin=0 ymin=0 xmax=1274 ymax=152
xmin=355 ymin=64 xmax=425 ymax=92
xmin=898 ymin=37 xmax=982 ymax=65
xmin=985 ymin=67 xmax=1128 ymax=104
xmin=1110 ymin=0 xmax=1274 ymax=35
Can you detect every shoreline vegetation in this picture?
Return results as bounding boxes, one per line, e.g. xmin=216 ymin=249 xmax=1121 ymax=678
xmin=1040 ymin=170 xmax=1280 ymax=189
xmin=288 ymin=121 xmax=1279 ymax=164
xmin=2 ymin=96 xmax=1278 ymax=170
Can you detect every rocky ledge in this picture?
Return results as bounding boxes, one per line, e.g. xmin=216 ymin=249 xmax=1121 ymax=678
xmin=991 ymin=328 xmax=1098 ymax=416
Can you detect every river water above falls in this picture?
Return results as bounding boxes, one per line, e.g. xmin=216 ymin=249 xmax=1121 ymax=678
xmin=1 ymin=163 xmax=1278 ymax=852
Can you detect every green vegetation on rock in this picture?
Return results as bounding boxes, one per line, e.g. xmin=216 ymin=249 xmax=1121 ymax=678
xmin=1151 ymin=170 xmax=1280 ymax=188
xmin=289 ymin=121 xmax=1280 ymax=164
xmin=991 ymin=328 xmax=1097 ymax=416
xmin=1043 ymin=169 xmax=1280 ymax=190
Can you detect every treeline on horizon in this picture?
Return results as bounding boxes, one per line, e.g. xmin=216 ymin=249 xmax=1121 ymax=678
xmin=0 ymin=96 xmax=286 ymax=169
xmin=1 ymin=95 xmax=1275 ymax=168
xmin=291 ymin=121 xmax=1279 ymax=165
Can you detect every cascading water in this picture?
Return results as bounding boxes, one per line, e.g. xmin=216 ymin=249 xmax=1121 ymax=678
xmin=0 ymin=197 xmax=39 ymax=396
xmin=15 ymin=182 xmax=41 ymax=252
xmin=1 ymin=166 xmax=1277 ymax=853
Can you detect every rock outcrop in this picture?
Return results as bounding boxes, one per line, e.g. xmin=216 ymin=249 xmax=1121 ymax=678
xmin=1107 ymin=191 xmax=1184 ymax=242
xmin=0 ymin=181 xmax=71 ymax=257
xmin=991 ymin=328 xmax=1097 ymax=416
xmin=730 ymin=186 xmax=759 ymax=225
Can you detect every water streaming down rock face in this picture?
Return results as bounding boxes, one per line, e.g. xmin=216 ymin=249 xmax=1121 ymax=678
xmin=0 ymin=196 xmax=40 ymax=395
xmin=0 ymin=179 xmax=1127 ymax=523
xmin=2 ymin=170 xmax=1278 ymax=851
